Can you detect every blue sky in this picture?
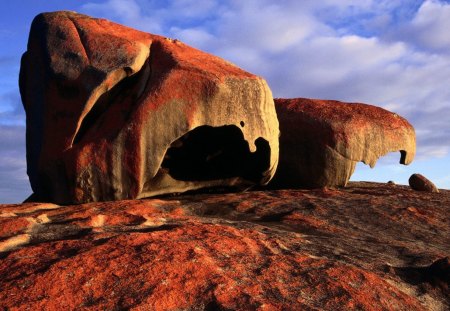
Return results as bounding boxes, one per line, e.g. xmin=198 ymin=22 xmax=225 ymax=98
xmin=1 ymin=0 xmax=450 ymax=203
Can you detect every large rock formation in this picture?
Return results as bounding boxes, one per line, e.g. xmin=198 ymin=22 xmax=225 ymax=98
xmin=271 ymin=98 xmax=416 ymax=188
xmin=19 ymin=11 xmax=279 ymax=204
xmin=0 ymin=183 xmax=448 ymax=310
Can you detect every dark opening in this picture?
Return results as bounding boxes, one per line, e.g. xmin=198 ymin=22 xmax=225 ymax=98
xmin=161 ymin=125 xmax=270 ymax=182
xmin=399 ymin=150 xmax=407 ymax=164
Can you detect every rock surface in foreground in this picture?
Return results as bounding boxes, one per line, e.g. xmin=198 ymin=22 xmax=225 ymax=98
xmin=20 ymin=11 xmax=279 ymax=204
xmin=271 ymin=98 xmax=416 ymax=188
xmin=1 ymin=183 xmax=448 ymax=310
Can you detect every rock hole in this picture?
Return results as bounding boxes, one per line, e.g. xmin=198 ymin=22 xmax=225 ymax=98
xmin=240 ymin=121 xmax=245 ymax=127
xmin=399 ymin=150 xmax=407 ymax=164
xmin=124 ymin=66 xmax=133 ymax=76
xmin=161 ymin=125 xmax=270 ymax=182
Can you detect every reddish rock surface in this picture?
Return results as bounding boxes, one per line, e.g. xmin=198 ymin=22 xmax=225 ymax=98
xmin=409 ymin=173 xmax=440 ymax=193
xmin=20 ymin=11 xmax=279 ymax=204
xmin=271 ymin=98 xmax=416 ymax=188
xmin=1 ymin=183 xmax=448 ymax=310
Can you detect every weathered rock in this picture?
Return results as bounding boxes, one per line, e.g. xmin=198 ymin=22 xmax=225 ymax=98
xmin=409 ymin=173 xmax=439 ymax=193
xmin=270 ymin=98 xmax=416 ymax=188
xmin=1 ymin=183 xmax=448 ymax=310
xmin=19 ymin=11 xmax=279 ymax=204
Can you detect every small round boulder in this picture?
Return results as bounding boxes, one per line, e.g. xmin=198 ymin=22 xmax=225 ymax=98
xmin=408 ymin=174 xmax=439 ymax=193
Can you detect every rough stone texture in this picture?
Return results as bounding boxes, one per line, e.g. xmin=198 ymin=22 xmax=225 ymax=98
xmin=409 ymin=173 xmax=440 ymax=193
xmin=19 ymin=11 xmax=279 ymax=204
xmin=270 ymin=98 xmax=416 ymax=188
xmin=1 ymin=183 xmax=448 ymax=310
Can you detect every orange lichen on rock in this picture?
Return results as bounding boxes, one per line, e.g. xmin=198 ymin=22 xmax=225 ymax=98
xmin=0 ymin=218 xmax=425 ymax=311
xmin=271 ymin=98 xmax=416 ymax=188
xmin=1 ymin=183 xmax=448 ymax=310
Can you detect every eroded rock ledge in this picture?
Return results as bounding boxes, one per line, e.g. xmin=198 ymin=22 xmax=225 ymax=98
xmin=0 ymin=183 xmax=448 ymax=310
xmin=271 ymin=98 xmax=416 ymax=188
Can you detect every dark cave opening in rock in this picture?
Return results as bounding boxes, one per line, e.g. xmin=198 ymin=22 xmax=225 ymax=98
xmin=161 ymin=125 xmax=270 ymax=182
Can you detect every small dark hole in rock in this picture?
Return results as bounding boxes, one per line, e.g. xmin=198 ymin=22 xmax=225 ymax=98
xmin=400 ymin=150 xmax=407 ymax=164
xmin=124 ymin=67 xmax=133 ymax=76
xmin=240 ymin=121 xmax=245 ymax=127
xmin=64 ymin=52 xmax=81 ymax=60
xmin=161 ymin=125 xmax=270 ymax=183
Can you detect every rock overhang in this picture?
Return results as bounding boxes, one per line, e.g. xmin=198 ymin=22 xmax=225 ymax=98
xmin=20 ymin=11 xmax=279 ymax=204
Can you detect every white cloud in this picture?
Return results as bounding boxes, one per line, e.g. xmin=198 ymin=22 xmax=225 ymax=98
xmin=170 ymin=27 xmax=215 ymax=47
xmin=82 ymin=0 xmax=140 ymax=20
xmin=417 ymin=145 xmax=449 ymax=159
xmin=213 ymin=2 xmax=326 ymax=53
xmin=81 ymin=0 xmax=163 ymax=33
xmin=165 ymin=0 xmax=218 ymax=18
xmin=402 ymin=0 xmax=450 ymax=52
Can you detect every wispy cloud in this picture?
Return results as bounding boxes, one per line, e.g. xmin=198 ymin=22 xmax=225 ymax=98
xmin=0 ymin=125 xmax=30 ymax=202
xmin=391 ymin=0 xmax=450 ymax=53
xmin=82 ymin=0 xmax=163 ymax=33
xmin=0 ymin=91 xmax=25 ymax=126
xmin=0 ymin=56 xmax=16 ymax=65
